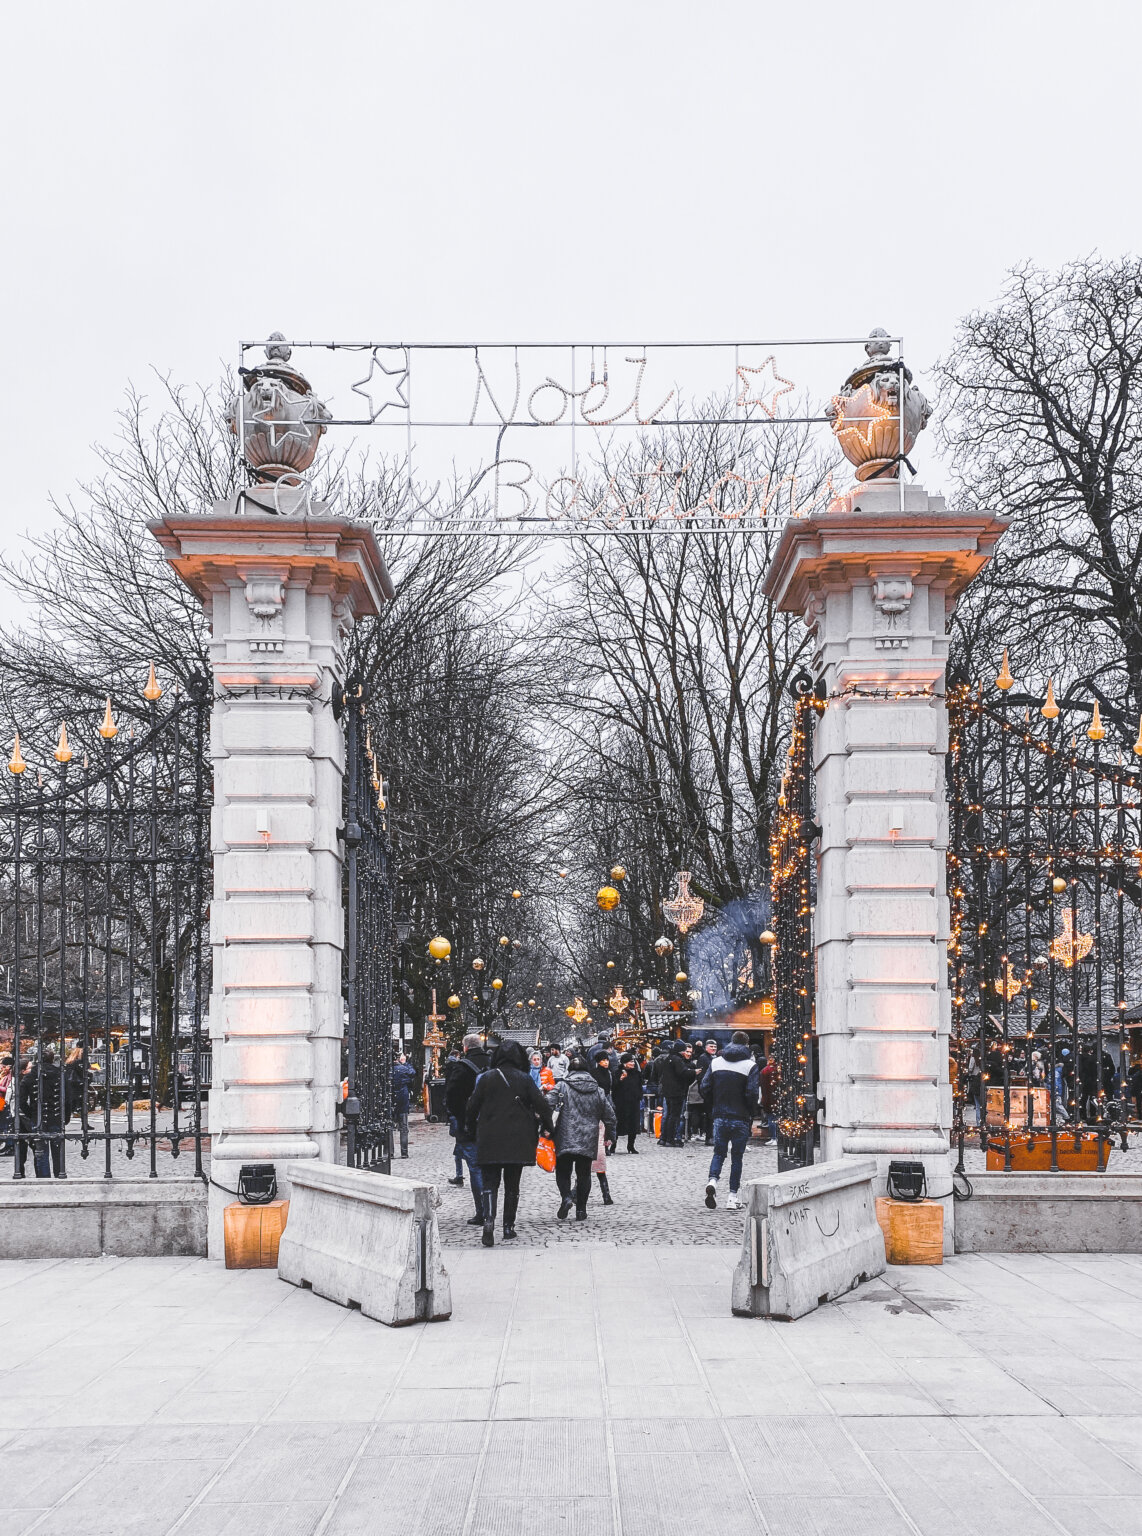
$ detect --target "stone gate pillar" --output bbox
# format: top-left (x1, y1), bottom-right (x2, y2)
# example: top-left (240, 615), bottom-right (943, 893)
top-left (151, 341), bottom-right (392, 1258)
top-left (764, 338), bottom-right (1006, 1246)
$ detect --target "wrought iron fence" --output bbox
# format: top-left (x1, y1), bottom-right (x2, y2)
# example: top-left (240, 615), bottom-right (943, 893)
top-left (342, 684), bottom-right (395, 1173)
top-left (948, 680), bottom-right (1142, 1174)
top-left (771, 677), bottom-right (819, 1170)
top-left (0, 678), bottom-right (211, 1180)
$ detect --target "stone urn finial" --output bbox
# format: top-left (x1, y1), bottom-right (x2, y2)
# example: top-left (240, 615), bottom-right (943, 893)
top-left (825, 328), bottom-right (931, 482)
top-left (228, 332), bottom-right (331, 487)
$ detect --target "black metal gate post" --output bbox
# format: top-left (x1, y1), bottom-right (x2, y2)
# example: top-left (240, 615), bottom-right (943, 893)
top-left (342, 686), bottom-right (395, 1174)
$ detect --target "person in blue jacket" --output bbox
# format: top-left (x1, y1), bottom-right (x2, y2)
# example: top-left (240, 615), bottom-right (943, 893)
top-left (391, 1053), bottom-right (418, 1159)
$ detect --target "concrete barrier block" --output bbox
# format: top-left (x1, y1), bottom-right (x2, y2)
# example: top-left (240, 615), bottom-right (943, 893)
top-left (278, 1162), bottom-right (451, 1326)
top-left (0, 1179), bottom-right (206, 1258)
top-left (731, 1158), bottom-right (886, 1321)
top-left (954, 1172), bottom-right (1142, 1252)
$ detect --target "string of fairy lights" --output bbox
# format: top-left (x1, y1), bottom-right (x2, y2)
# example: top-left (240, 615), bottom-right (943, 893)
top-left (948, 655), bottom-right (1142, 1169)
top-left (770, 690), bottom-right (820, 1167)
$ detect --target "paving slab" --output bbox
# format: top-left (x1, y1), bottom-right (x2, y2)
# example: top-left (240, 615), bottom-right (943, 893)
top-left (4, 1117), bottom-right (1142, 1533)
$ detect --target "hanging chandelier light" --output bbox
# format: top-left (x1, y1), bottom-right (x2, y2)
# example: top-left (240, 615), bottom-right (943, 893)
top-left (663, 870), bottom-right (704, 934)
top-left (607, 985), bottom-right (629, 1016)
top-left (1049, 909), bottom-right (1094, 969)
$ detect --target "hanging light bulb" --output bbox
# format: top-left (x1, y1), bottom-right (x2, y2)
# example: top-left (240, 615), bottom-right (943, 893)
top-left (8, 733), bottom-right (26, 776)
top-left (996, 649), bottom-right (1014, 691)
top-left (1042, 679), bottom-right (1059, 720)
top-left (1088, 701), bottom-right (1105, 742)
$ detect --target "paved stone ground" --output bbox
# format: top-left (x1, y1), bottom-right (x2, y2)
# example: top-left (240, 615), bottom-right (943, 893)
top-left (3, 1248), bottom-right (1142, 1534)
top-left (403, 1115), bottom-right (778, 1247)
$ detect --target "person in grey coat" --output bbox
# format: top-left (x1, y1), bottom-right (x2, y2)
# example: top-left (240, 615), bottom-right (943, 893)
top-left (547, 1055), bottom-right (617, 1221)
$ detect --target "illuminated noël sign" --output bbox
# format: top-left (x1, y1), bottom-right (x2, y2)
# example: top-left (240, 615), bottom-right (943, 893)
top-left (233, 334), bottom-right (918, 534)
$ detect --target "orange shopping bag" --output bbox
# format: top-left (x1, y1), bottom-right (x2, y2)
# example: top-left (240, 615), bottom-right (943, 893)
top-left (535, 1134), bottom-right (556, 1173)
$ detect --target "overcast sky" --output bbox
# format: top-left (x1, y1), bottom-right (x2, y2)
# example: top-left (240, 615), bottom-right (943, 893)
top-left (0, 0), bottom-right (1138, 621)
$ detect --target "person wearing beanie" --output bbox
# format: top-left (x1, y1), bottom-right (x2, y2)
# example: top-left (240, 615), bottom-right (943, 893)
top-left (701, 1031), bottom-right (759, 1210)
top-left (657, 1040), bottom-right (696, 1147)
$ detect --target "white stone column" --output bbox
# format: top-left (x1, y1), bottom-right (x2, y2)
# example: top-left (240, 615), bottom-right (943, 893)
top-left (764, 482), bottom-right (1006, 1244)
top-left (151, 504), bottom-right (392, 1259)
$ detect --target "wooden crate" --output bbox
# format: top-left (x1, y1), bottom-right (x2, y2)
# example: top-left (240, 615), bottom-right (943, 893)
top-left (986, 1133), bottom-right (1108, 1172)
top-left (876, 1197), bottom-right (943, 1265)
top-left (224, 1199), bottom-right (290, 1269)
top-left (986, 1087), bottom-right (1050, 1128)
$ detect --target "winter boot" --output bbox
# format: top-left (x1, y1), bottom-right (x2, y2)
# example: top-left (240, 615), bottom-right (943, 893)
top-left (575, 1206), bottom-right (588, 1221)
top-left (482, 1189), bottom-right (498, 1248)
top-left (626, 1137), bottom-right (638, 1154)
top-left (502, 1186), bottom-right (519, 1240)
top-left (597, 1172), bottom-right (614, 1206)
top-left (557, 1197), bottom-right (573, 1221)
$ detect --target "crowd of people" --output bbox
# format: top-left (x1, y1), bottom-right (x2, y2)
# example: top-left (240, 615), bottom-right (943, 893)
top-left (963, 1038), bottom-right (1142, 1125)
top-left (432, 1031), bottom-right (778, 1245)
top-left (0, 1047), bottom-right (80, 1176)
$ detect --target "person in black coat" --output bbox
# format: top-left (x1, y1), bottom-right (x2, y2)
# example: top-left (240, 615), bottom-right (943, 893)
top-left (18, 1050), bottom-right (67, 1178)
top-left (465, 1040), bottom-right (554, 1246)
top-left (446, 1035), bottom-right (490, 1222)
top-left (590, 1049), bottom-right (617, 1096)
top-left (658, 1041), bottom-right (696, 1147)
top-left (613, 1052), bottom-right (644, 1153)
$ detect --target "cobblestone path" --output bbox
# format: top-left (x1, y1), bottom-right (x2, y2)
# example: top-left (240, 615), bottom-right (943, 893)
top-left (401, 1115), bottom-right (778, 1247)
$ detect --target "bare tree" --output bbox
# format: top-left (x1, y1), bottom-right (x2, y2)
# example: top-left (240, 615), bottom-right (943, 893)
top-left (939, 255), bottom-right (1142, 733)
top-left (540, 414), bottom-right (827, 1007)
top-left (0, 376), bottom-right (556, 1079)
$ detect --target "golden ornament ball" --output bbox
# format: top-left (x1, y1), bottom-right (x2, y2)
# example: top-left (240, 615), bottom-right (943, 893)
top-left (428, 935), bottom-right (451, 961)
top-left (675, 971), bottom-right (688, 984)
top-left (610, 864), bottom-right (627, 882)
top-left (528, 998), bottom-right (536, 1007)
top-left (1052, 876), bottom-right (1067, 894)
top-left (446, 994), bottom-right (461, 1009)
top-left (511, 889), bottom-right (522, 900)
top-left (596, 884), bottom-right (621, 912)
top-left (654, 936), bottom-right (673, 955)
top-left (564, 1005), bottom-right (575, 1018)
top-left (491, 977), bottom-right (503, 990)
top-left (472, 957), bottom-right (485, 971)
top-left (499, 935), bottom-right (510, 947)
top-left (759, 929), bottom-right (776, 946)
top-left (606, 960), bottom-right (615, 969)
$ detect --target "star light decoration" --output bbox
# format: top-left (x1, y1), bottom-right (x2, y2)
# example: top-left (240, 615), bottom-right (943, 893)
top-left (350, 346), bottom-right (411, 421)
top-left (662, 870), bottom-right (704, 934)
top-left (735, 355), bottom-right (794, 418)
top-left (1049, 909), bottom-right (1094, 969)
